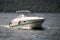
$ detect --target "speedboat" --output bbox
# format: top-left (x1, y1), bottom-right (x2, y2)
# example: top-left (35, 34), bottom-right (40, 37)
top-left (9, 10), bottom-right (45, 29)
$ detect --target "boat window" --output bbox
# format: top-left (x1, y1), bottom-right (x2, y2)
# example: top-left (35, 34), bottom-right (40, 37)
top-left (18, 21), bottom-right (21, 24)
top-left (24, 21), bottom-right (26, 22)
top-left (9, 22), bottom-right (12, 25)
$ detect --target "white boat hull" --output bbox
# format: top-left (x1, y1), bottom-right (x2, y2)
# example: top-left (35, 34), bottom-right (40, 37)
top-left (10, 19), bottom-right (45, 29)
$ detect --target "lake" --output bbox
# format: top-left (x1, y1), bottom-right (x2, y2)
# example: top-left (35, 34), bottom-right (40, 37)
top-left (0, 13), bottom-right (60, 40)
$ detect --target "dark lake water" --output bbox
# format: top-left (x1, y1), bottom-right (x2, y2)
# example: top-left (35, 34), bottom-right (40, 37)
top-left (0, 13), bottom-right (60, 40)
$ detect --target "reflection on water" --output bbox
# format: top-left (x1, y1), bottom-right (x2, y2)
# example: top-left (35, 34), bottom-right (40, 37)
top-left (0, 13), bottom-right (60, 40)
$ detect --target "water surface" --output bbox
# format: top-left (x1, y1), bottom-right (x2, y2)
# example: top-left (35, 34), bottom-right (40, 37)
top-left (0, 13), bottom-right (60, 40)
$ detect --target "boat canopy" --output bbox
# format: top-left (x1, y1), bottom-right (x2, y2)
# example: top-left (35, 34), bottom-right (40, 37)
top-left (16, 10), bottom-right (30, 13)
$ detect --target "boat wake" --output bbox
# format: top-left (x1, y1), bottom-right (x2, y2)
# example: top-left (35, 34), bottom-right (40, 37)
top-left (0, 25), bottom-right (50, 30)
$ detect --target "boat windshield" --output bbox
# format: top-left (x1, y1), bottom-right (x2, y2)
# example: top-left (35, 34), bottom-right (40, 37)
top-left (16, 10), bottom-right (31, 17)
